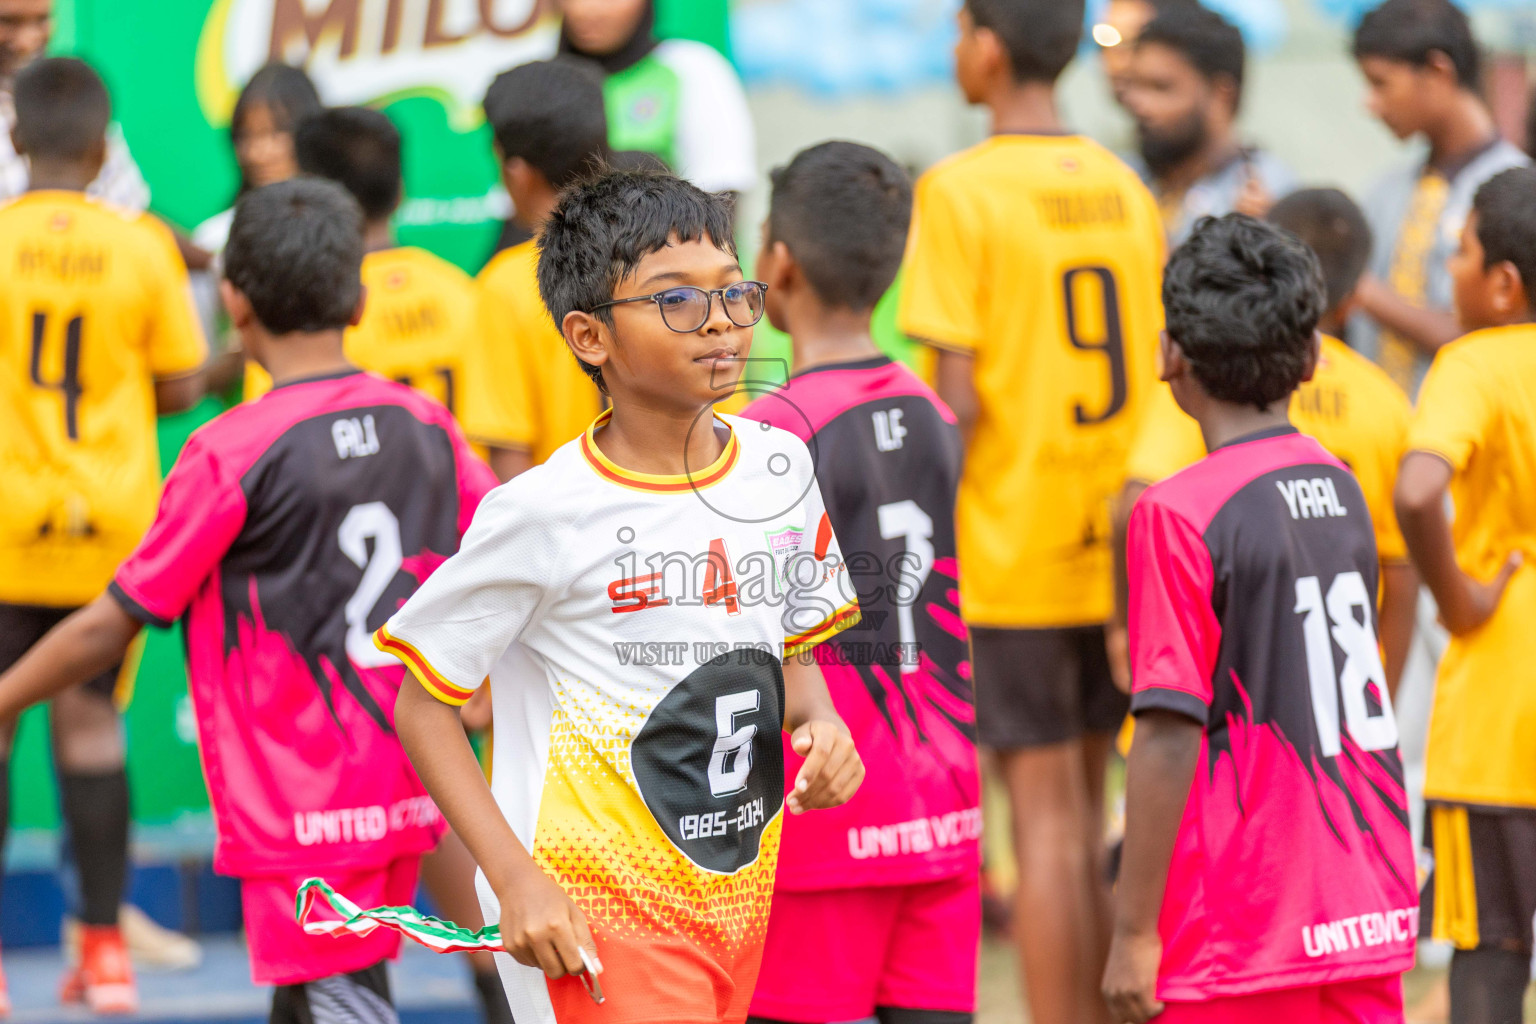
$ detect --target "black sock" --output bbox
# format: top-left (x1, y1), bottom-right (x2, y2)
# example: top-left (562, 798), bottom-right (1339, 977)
top-left (473, 969), bottom-right (514, 1024)
top-left (1449, 946), bottom-right (1530, 1024)
top-left (58, 770), bottom-right (129, 927)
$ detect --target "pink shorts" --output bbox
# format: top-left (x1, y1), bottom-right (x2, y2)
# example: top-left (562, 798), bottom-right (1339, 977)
top-left (750, 873), bottom-right (980, 1022)
top-left (241, 857), bottom-right (421, 986)
top-left (1158, 974), bottom-right (1404, 1024)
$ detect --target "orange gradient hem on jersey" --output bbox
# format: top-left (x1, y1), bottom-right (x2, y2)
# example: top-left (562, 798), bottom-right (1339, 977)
top-left (783, 601), bottom-right (862, 658)
top-left (374, 624), bottom-right (476, 706)
top-left (580, 409), bottom-right (741, 494)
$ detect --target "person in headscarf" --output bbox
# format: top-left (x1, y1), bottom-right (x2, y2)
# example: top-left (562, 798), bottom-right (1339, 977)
top-left (557, 0), bottom-right (755, 198)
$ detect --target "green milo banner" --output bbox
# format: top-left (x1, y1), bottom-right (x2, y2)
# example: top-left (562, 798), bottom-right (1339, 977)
top-left (10, 0), bottom-right (732, 864)
top-left (67, 0), bottom-right (728, 270)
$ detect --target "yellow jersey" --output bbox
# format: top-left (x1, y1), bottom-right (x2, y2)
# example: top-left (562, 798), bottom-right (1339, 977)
top-left (1408, 324), bottom-right (1536, 809)
top-left (244, 247), bottom-right (529, 452)
top-left (1124, 336), bottom-right (1411, 563)
top-left (898, 134), bottom-right (1165, 627)
top-left (0, 191), bottom-right (207, 606)
top-left (477, 239), bottom-right (602, 465)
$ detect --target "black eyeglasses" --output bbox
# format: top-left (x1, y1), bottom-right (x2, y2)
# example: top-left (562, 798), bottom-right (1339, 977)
top-left (590, 281), bottom-right (767, 333)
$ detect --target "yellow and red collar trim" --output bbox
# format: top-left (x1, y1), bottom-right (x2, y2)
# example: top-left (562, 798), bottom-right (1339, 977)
top-left (783, 601), bottom-right (863, 658)
top-left (374, 624), bottom-right (476, 707)
top-left (579, 409), bottom-right (740, 494)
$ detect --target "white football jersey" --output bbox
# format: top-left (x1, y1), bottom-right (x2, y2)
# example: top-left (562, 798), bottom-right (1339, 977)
top-left (376, 410), bottom-right (859, 1023)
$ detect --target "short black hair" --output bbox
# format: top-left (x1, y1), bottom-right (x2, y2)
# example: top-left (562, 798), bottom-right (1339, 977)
top-left (1353, 0), bottom-right (1480, 91)
top-left (1471, 167), bottom-right (1536, 314)
top-left (538, 170), bottom-right (737, 391)
top-left (231, 63), bottom-right (323, 194)
top-left (767, 141), bottom-right (911, 313)
top-left (1137, 4), bottom-right (1246, 109)
top-left (295, 106), bottom-right (403, 222)
top-left (608, 149), bottom-right (671, 174)
top-left (1163, 213), bottom-right (1326, 411)
top-left (965, 0), bottom-right (1084, 84)
top-left (224, 178), bottom-right (364, 335)
top-left (483, 58), bottom-right (609, 189)
top-left (1266, 188), bottom-right (1373, 316)
top-left (13, 58), bottom-right (110, 162)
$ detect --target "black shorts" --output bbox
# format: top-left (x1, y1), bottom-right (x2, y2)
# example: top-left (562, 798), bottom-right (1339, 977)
top-left (0, 602), bottom-right (122, 699)
top-left (270, 961), bottom-right (397, 1024)
top-left (1421, 804), bottom-right (1536, 952)
top-left (970, 625), bottom-right (1128, 749)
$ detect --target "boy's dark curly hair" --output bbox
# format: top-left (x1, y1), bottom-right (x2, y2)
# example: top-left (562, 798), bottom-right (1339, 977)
top-left (1163, 213), bottom-right (1326, 411)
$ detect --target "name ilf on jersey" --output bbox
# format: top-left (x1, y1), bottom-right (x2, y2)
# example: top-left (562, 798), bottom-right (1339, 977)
top-left (1276, 476), bottom-right (1349, 520)
top-left (872, 408), bottom-right (907, 451)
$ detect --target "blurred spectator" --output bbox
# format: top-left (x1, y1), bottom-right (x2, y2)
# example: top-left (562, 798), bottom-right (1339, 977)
top-left (556, 0), bottom-right (755, 196)
top-left (0, 0), bottom-right (147, 208)
top-left (189, 63), bottom-right (320, 370)
top-left (1123, 3), bottom-right (1296, 246)
top-left (1092, 0), bottom-right (1197, 111)
top-left (191, 64), bottom-right (321, 260)
top-left (1349, 0), bottom-right (1529, 393)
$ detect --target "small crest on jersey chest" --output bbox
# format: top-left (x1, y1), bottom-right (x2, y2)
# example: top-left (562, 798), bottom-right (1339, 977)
top-left (1059, 156), bottom-right (1082, 174)
top-left (764, 524), bottom-right (804, 589)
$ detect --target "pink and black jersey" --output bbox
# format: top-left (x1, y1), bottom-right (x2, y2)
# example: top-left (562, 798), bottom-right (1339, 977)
top-left (742, 356), bottom-right (979, 889)
top-left (1128, 426), bottom-right (1416, 999)
top-left (110, 370), bottom-right (496, 878)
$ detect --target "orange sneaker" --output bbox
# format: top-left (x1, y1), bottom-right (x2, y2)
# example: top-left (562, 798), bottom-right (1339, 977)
top-left (59, 925), bottom-right (138, 1015)
top-left (0, 941), bottom-right (12, 1018)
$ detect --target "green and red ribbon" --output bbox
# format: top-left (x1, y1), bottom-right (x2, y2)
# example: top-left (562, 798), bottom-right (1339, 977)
top-left (294, 876), bottom-right (506, 955)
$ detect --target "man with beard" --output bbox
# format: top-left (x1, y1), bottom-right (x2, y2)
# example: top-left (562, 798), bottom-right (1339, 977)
top-left (1123, 4), bottom-right (1294, 246)
top-left (0, 0), bottom-right (148, 207)
top-left (1091, 0), bottom-right (1196, 113)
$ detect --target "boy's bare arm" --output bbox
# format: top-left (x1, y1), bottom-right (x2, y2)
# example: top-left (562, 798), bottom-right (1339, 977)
top-left (1354, 275), bottom-right (1462, 357)
top-left (1378, 561), bottom-right (1419, 699)
top-left (0, 595), bottom-right (142, 725)
top-left (1108, 480), bottom-right (1152, 693)
top-left (930, 348), bottom-right (979, 451)
top-left (155, 371), bottom-right (207, 415)
top-left (781, 656), bottom-right (864, 815)
top-left (394, 679), bottom-right (595, 980)
top-left (1102, 710), bottom-right (1203, 1024)
top-left (1395, 451), bottom-right (1522, 636)
top-left (487, 446), bottom-right (534, 483)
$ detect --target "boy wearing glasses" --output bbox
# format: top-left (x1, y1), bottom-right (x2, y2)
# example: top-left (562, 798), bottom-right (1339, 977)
top-left (379, 170), bottom-right (865, 1024)
top-left (742, 142), bottom-right (980, 1024)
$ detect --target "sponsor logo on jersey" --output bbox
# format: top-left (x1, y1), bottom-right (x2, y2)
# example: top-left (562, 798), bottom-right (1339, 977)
top-left (629, 95), bottom-right (661, 124)
top-left (764, 523), bottom-right (803, 591)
